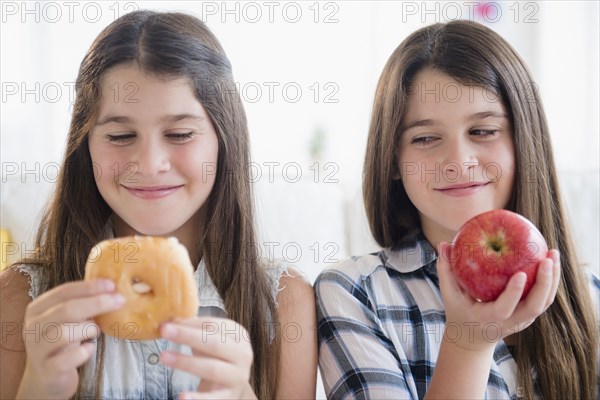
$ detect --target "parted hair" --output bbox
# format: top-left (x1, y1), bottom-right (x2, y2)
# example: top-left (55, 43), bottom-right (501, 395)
top-left (363, 20), bottom-right (598, 400)
top-left (25, 10), bottom-right (280, 400)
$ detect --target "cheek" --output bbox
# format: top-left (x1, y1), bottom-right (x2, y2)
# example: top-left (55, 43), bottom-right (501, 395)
top-left (496, 146), bottom-right (516, 185)
top-left (398, 153), bottom-right (433, 191)
top-left (400, 169), bottom-right (428, 207)
top-left (89, 138), bottom-right (109, 162)
top-left (397, 148), bottom-right (416, 181)
top-left (89, 143), bottom-right (109, 180)
top-left (177, 143), bottom-right (218, 180)
top-left (89, 146), bottom-right (129, 183)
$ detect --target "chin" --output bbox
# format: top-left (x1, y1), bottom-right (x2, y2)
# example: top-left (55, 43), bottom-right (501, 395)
top-left (442, 213), bottom-right (476, 231)
top-left (121, 218), bottom-right (182, 237)
top-left (138, 226), bottom-right (180, 237)
top-left (454, 207), bottom-right (497, 227)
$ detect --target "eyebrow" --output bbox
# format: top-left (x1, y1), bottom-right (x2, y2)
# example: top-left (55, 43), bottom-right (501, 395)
top-left (469, 111), bottom-right (507, 120)
top-left (95, 113), bottom-right (206, 126)
top-left (401, 111), bottom-right (507, 132)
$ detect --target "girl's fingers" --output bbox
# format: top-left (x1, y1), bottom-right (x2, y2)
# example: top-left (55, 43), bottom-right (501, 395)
top-left (160, 351), bottom-right (242, 384)
top-left (514, 259), bottom-right (554, 319)
top-left (18, 281), bottom-right (113, 398)
top-left (25, 320), bottom-right (100, 368)
top-left (161, 321), bottom-right (253, 365)
top-left (548, 249), bottom-right (560, 265)
top-left (179, 391), bottom-right (231, 400)
top-left (26, 294), bottom-right (119, 363)
top-left (170, 316), bottom-right (231, 327)
top-left (43, 341), bottom-right (95, 373)
top-left (38, 292), bottom-right (125, 325)
top-left (436, 243), bottom-right (465, 303)
top-left (544, 251), bottom-right (561, 310)
top-left (491, 272), bottom-right (526, 320)
top-left (27, 279), bottom-right (115, 318)
top-left (45, 322), bottom-right (101, 359)
top-left (25, 287), bottom-right (109, 363)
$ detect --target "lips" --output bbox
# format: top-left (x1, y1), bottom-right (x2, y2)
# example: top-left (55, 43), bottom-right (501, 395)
top-left (122, 184), bottom-right (184, 200)
top-left (435, 182), bottom-right (489, 197)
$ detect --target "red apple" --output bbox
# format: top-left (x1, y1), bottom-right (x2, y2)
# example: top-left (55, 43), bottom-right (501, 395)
top-left (449, 209), bottom-right (549, 302)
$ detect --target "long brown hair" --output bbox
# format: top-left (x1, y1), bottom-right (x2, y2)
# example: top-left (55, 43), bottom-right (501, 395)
top-left (24, 10), bottom-right (279, 399)
top-left (363, 20), bottom-right (598, 399)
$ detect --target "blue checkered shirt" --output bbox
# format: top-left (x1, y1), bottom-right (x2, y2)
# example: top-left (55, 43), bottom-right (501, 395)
top-left (315, 230), bottom-right (600, 399)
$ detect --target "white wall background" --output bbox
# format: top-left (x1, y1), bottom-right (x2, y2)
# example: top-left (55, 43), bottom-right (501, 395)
top-left (1, 1), bottom-right (598, 279)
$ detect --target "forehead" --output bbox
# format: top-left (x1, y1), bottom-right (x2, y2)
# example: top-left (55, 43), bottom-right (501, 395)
top-left (96, 64), bottom-right (201, 115)
top-left (405, 68), bottom-right (507, 116)
top-left (100, 63), bottom-right (192, 89)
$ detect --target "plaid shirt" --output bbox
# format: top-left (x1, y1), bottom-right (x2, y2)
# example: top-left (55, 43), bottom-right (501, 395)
top-left (315, 230), bottom-right (600, 399)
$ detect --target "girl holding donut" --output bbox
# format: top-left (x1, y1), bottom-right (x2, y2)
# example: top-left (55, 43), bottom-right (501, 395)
top-left (315, 20), bottom-right (599, 399)
top-left (1, 10), bottom-right (317, 400)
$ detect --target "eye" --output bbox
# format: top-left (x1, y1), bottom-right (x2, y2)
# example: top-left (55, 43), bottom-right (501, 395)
top-left (410, 136), bottom-right (439, 146)
top-left (107, 133), bottom-right (136, 144)
top-left (166, 132), bottom-right (196, 143)
top-left (470, 129), bottom-right (498, 137)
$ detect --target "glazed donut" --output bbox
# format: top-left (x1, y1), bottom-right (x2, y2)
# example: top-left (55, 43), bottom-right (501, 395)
top-left (84, 236), bottom-right (199, 340)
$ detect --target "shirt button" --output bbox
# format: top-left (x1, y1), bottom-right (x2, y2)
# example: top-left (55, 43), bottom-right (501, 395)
top-left (148, 353), bottom-right (160, 365)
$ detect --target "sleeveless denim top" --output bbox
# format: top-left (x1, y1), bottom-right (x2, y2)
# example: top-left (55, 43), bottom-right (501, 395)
top-left (15, 257), bottom-right (290, 399)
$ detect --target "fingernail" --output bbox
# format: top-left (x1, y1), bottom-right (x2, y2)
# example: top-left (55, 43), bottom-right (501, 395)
top-left (162, 324), bottom-right (177, 338)
top-left (515, 273), bottom-right (527, 287)
top-left (541, 262), bottom-right (552, 275)
top-left (113, 294), bottom-right (125, 306)
top-left (102, 280), bottom-right (115, 291)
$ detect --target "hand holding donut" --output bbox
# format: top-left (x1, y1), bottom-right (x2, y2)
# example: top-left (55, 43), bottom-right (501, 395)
top-left (159, 317), bottom-right (257, 400)
top-left (84, 236), bottom-right (199, 340)
top-left (17, 279), bottom-right (124, 400)
top-left (83, 236), bottom-right (255, 399)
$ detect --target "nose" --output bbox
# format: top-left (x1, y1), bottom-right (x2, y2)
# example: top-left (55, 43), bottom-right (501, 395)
top-left (442, 137), bottom-right (478, 178)
top-left (133, 137), bottom-right (171, 178)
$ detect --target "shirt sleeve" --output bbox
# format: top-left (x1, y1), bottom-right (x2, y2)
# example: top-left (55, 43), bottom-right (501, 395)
top-left (315, 268), bottom-right (416, 400)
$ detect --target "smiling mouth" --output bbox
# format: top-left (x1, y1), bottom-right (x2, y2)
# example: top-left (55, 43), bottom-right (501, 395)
top-left (122, 185), bottom-right (184, 199)
top-left (435, 182), bottom-right (489, 196)
top-left (437, 182), bottom-right (488, 190)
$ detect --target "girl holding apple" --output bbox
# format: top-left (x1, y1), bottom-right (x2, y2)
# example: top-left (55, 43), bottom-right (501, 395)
top-left (315, 20), bottom-right (598, 399)
top-left (0, 10), bottom-right (317, 400)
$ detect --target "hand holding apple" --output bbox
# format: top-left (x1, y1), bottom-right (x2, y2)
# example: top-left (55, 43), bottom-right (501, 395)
top-left (449, 209), bottom-right (549, 302)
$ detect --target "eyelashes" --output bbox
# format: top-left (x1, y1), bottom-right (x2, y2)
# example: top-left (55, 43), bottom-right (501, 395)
top-left (409, 130), bottom-right (499, 146)
top-left (165, 132), bottom-right (196, 142)
top-left (106, 132), bottom-right (197, 144)
top-left (410, 136), bottom-right (439, 146)
top-left (469, 129), bottom-right (499, 137)
top-left (107, 133), bottom-right (135, 143)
